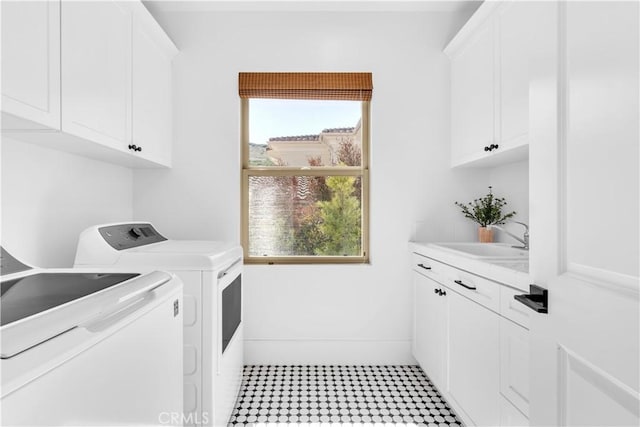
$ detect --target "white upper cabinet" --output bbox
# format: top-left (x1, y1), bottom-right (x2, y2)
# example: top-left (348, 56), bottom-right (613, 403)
top-left (497, 2), bottom-right (532, 149)
top-left (1, 0), bottom-right (177, 168)
top-left (61, 1), bottom-right (132, 150)
top-left (450, 23), bottom-right (495, 165)
top-left (132, 6), bottom-right (177, 167)
top-left (1, 0), bottom-right (61, 130)
top-left (446, 1), bottom-right (540, 168)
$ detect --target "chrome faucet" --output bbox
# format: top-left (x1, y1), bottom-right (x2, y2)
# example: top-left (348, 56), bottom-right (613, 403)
top-left (491, 221), bottom-right (529, 250)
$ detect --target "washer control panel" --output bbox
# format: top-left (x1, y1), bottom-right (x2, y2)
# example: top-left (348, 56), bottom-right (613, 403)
top-left (98, 223), bottom-right (167, 250)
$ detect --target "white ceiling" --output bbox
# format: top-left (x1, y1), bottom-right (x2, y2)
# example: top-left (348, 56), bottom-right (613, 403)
top-left (143, 0), bottom-right (483, 14)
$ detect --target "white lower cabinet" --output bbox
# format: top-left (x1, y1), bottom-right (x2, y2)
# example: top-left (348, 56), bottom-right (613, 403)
top-left (448, 289), bottom-right (500, 426)
top-left (413, 271), bottom-right (447, 390)
top-left (499, 317), bottom-right (530, 417)
top-left (500, 393), bottom-right (529, 427)
top-left (411, 251), bottom-right (531, 427)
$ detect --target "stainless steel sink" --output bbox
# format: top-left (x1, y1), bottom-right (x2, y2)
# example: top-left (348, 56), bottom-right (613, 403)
top-left (431, 243), bottom-right (529, 260)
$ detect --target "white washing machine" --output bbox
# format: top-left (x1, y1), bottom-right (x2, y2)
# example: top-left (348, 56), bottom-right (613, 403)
top-left (1, 247), bottom-right (183, 426)
top-left (74, 222), bottom-right (243, 427)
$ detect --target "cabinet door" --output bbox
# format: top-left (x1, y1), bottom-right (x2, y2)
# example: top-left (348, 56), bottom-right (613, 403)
top-left (61, 1), bottom-right (131, 149)
top-left (497, 2), bottom-right (530, 148)
top-left (1, 0), bottom-right (60, 130)
top-left (450, 22), bottom-right (494, 166)
top-left (413, 272), bottom-right (446, 390)
top-left (500, 394), bottom-right (529, 427)
top-left (448, 290), bottom-right (500, 426)
top-left (499, 317), bottom-right (530, 417)
top-left (132, 15), bottom-right (173, 166)
top-left (497, 2), bottom-right (547, 150)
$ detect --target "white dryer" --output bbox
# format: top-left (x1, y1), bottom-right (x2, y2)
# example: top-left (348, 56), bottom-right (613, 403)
top-left (74, 222), bottom-right (243, 427)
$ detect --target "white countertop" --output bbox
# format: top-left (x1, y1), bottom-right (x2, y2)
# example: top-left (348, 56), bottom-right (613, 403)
top-left (409, 241), bottom-right (531, 292)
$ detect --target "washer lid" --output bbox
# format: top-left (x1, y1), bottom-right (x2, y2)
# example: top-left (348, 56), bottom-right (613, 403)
top-left (1, 272), bottom-right (139, 327)
top-left (0, 247), bottom-right (31, 276)
top-left (0, 270), bottom-right (171, 359)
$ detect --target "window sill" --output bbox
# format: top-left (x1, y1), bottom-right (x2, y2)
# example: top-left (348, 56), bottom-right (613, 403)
top-left (243, 256), bottom-right (370, 265)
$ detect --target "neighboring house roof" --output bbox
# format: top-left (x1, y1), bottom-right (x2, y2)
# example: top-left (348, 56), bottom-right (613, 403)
top-left (268, 134), bottom-right (320, 142)
top-left (268, 119), bottom-right (361, 143)
top-left (322, 127), bottom-right (355, 133)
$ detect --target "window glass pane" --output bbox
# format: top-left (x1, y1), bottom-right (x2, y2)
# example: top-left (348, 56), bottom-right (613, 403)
top-left (249, 99), bottom-right (362, 167)
top-left (248, 175), bottom-right (362, 257)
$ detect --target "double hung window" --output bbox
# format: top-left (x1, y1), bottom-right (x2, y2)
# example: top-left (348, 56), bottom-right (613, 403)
top-left (240, 72), bottom-right (372, 264)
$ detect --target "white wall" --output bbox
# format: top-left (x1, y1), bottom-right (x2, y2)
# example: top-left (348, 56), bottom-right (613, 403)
top-left (1, 137), bottom-right (133, 267)
top-left (416, 160), bottom-right (529, 244)
top-left (489, 160), bottom-right (529, 244)
top-left (133, 10), bottom-right (490, 364)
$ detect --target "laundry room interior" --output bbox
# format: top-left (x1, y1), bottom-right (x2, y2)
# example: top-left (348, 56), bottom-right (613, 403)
top-left (1, 1), bottom-right (638, 426)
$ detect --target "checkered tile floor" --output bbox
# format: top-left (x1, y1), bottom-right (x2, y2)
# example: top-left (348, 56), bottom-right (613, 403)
top-left (229, 365), bottom-right (463, 426)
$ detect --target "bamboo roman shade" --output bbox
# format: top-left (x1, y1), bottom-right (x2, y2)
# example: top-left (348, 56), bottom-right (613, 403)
top-left (238, 72), bottom-right (373, 101)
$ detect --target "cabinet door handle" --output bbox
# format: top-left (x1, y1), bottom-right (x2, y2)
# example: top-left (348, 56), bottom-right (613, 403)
top-left (453, 279), bottom-right (476, 290)
top-left (417, 263), bottom-right (431, 270)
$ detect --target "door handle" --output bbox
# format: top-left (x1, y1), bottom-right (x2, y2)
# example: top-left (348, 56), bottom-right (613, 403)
top-left (218, 257), bottom-right (242, 279)
top-left (417, 263), bottom-right (431, 270)
top-left (514, 284), bottom-right (548, 313)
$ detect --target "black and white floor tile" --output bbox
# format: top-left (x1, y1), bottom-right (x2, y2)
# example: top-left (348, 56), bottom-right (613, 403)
top-left (229, 365), bottom-right (464, 426)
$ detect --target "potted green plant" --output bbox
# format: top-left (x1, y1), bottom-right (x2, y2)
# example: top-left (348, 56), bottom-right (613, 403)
top-left (455, 186), bottom-right (516, 243)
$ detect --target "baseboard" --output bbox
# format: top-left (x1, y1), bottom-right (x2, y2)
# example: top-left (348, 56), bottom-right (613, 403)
top-left (244, 339), bottom-right (416, 365)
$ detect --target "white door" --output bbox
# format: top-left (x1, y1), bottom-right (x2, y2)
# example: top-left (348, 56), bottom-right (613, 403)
top-left (528, 2), bottom-right (639, 426)
top-left (1, 0), bottom-right (61, 130)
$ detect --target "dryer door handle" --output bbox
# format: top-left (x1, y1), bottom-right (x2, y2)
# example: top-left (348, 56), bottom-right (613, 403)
top-left (218, 257), bottom-right (242, 279)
